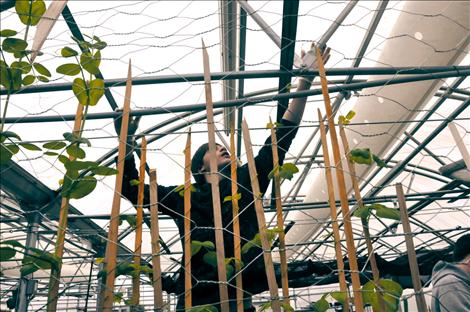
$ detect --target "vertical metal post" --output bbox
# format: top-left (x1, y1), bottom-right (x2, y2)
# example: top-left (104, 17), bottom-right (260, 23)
top-left (16, 211), bottom-right (41, 312)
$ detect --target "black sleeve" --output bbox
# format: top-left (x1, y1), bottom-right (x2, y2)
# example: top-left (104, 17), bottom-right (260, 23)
top-left (121, 156), bottom-right (182, 218)
top-left (254, 119), bottom-right (299, 193)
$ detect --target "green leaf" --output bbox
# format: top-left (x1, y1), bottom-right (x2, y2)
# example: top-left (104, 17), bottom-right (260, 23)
top-left (61, 46), bottom-right (79, 57)
top-left (124, 215), bottom-right (137, 228)
top-left (92, 40), bottom-right (107, 50)
top-left (2, 38), bottom-right (28, 53)
top-left (43, 151), bottom-right (58, 156)
top-left (66, 144), bottom-right (86, 159)
top-left (0, 247), bottom-right (16, 261)
top-left (191, 241), bottom-right (214, 256)
top-left (175, 184), bottom-right (196, 197)
top-left (113, 292), bottom-right (123, 303)
top-left (130, 179), bottom-right (140, 186)
top-left (281, 303), bottom-right (295, 312)
top-left (188, 305), bottom-right (218, 312)
top-left (33, 63), bottom-right (51, 77)
top-left (312, 295), bottom-right (329, 312)
top-left (0, 29), bottom-right (17, 37)
top-left (80, 50), bottom-right (100, 75)
top-left (375, 207), bottom-right (400, 221)
top-left (22, 75), bottom-right (35, 85)
top-left (330, 291), bottom-right (347, 305)
top-left (19, 143), bottom-right (41, 151)
top-left (11, 61), bottom-right (31, 74)
top-left (362, 279), bottom-right (403, 312)
top-left (346, 110), bottom-right (356, 120)
top-left (338, 115), bottom-right (348, 125)
top-left (223, 192), bottom-right (241, 203)
top-left (88, 78), bottom-right (104, 106)
top-left (56, 63), bottom-right (81, 76)
top-left (20, 263), bottom-right (39, 276)
top-left (43, 141), bottom-right (66, 150)
top-left (21, 250), bottom-right (59, 276)
top-left (0, 61), bottom-right (10, 89)
top-left (58, 154), bottom-right (69, 165)
top-left (16, 0), bottom-right (46, 26)
top-left (64, 160), bottom-right (97, 171)
top-left (0, 240), bottom-right (25, 248)
top-left (202, 251), bottom-right (217, 267)
top-left (62, 132), bottom-right (91, 146)
top-left (350, 148), bottom-right (373, 165)
top-left (259, 302), bottom-right (272, 312)
top-left (372, 154), bottom-right (386, 168)
top-left (72, 78), bottom-right (88, 105)
top-left (0, 131), bottom-right (21, 142)
top-left (353, 205), bottom-right (371, 219)
top-left (67, 176), bottom-right (97, 199)
top-left (0, 143), bottom-right (19, 164)
top-left (36, 75), bottom-right (49, 83)
top-left (92, 166), bottom-right (118, 176)
top-left (279, 163), bottom-right (299, 180)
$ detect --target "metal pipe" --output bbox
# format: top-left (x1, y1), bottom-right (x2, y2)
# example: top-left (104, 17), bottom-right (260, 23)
top-left (5, 68), bottom-right (469, 124)
top-left (3, 66), bottom-right (468, 96)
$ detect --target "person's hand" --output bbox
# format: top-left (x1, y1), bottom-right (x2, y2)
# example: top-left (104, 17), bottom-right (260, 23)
top-left (113, 108), bottom-right (141, 157)
top-left (299, 43), bottom-right (331, 72)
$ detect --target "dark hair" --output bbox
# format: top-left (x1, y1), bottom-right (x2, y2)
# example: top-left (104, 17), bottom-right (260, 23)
top-left (191, 143), bottom-right (210, 185)
top-left (453, 234), bottom-right (470, 262)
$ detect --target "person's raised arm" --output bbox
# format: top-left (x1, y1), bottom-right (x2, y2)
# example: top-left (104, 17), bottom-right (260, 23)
top-left (282, 44), bottom-right (330, 125)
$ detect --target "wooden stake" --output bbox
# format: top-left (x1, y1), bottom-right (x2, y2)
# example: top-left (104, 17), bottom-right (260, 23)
top-left (448, 122), bottom-right (470, 170)
top-left (269, 119), bottom-right (290, 306)
top-left (131, 137), bottom-right (147, 307)
top-left (100, 60), bottom-right (133, 311)
top-left (242, 119), bottom-right (281, 312)
top-left (318, 109), bottom-right (349, 310)
top-left (201, 40), bottom-right (230, 312)
top-left (47, 103), bottom-right (84, 311)
top-left (149, 169), bottom-right (164, 310)
top-left (183, 130), bottom-right (192, 309)
top-left (396, 183), bottom-right (427, 312)
top-left (315, 47), bottom-right (364, 312)
top-left (230, 122), bottom-right (244, 312)
top-left (31, 0), bottom-right (68, 62)
top-left (339, 123), bottom-right (385, 312)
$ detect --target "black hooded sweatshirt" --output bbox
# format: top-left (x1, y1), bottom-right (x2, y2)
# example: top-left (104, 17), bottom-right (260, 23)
top-left (121, 120), bottom-right (298, 308)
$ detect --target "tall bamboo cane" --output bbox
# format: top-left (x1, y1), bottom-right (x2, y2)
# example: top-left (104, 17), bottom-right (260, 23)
top-left (183, 130), bottom-right (192, 308)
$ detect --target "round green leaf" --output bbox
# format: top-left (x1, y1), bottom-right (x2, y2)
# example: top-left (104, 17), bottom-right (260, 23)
top-left (43, 141), bottom-right (66, 150)
top-left (66, 145), bottom-right (86, 159)
top-left (36, 75), bottom-right (49, 83)
top-left (68, 176), bottom-right (97, 199)
top-left (16, 0), bottom-right (46, 26)
top-left (2, 38), bottom-right (27, 53)
top-left (0, 247), bottom-right (16, 261)
top-left (11, 61), bottom-right (31, 74)
top-left (33, 63), bottom-right (51, 77)
top-left (43, 151), bottom-right (58, 156)
top-left (22, 75), bottom-right (35, 85)
top-left (92, 166), bottom-right (118, 176)
top-left (0, 29), bottom-right (17, 37)
top-left (61, 46), bottom-right (79, 57)
top-left (88, 78), bottom-right (104, 106)
top-left (0, 61), bottom-right (11, 89)
top-left (72, 78), bottom-right (89, 105)
top-left (202, 251), bottom-right (218, 267)
top-left (58, 155), bottom-right (69, 165)
top-left (80, 50), bottom-right (100, 75)
top-left (375, 207), bottom-right (401, 221)
top-left (19, 143), bottom-right (41, 151)
top-left (65, 160), bottom-right (97, 171)
top-left (56, 63), bottom-right (81, 76)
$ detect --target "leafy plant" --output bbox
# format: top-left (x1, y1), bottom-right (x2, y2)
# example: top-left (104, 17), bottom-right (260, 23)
top-left (349, 148), bottom-right (386, 168)
top-left (259, 302), bottom-right (294, 312)
top-left (241, 227), bottom-right (282, 255)
top-left (353, 203), bottom-right (400, 222)
top-left (187, 305), bottom-right (218, 312)
top-left (362, 279), bottom-right (403, 312)
top-left (338, 110), bottom-right (356, 125)
top-left (311, 294), bottom-right (330, 312)
top-left (223, 192), bottom-right (241, 203)
top-left (268, 163), bottom-right (299, 180)
top-left (191, 240), bottom-right (214, 256)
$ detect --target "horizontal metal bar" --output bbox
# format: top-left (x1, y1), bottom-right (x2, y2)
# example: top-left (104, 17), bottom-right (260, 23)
top-left (2, 66), bottom-right (468, 96)
top-left (4, 68), bottom-right (469, 124)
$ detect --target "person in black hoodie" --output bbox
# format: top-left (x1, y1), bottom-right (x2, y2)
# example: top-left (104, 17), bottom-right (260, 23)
top-left (118, 44), bottom-right (330, 311)
top-left (431, 233), bottom-right (470, 312)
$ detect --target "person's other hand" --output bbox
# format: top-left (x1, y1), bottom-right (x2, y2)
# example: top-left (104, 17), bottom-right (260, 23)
top-left (113, 108), bottom-right (141, 157)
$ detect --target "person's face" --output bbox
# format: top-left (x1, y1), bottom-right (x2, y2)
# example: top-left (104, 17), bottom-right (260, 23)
top-left (201, 144), bottom-right (231, 172)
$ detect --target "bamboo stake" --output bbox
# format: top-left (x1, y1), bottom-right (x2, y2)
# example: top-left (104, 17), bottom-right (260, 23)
top-left (131, 137), bottom-right (147, 308)
top-left (317, 109), bottom-right (350, 310)
top-left (47, 103), bottom-right (84, 311)
top-left (229, 122), bottom-right (244, 312)
top-left (269, 119), bottom-right (290, 306)
top-left (242, 119), bottom-right (281, 312)
top-left (31, 0), bottom-right (68, 62)
top-left (339, 123), bottom-right (385, 312)
top-left (448, 122), bottom-right (470, 170)
top-left (183, 130), bottom-right (192, 309)
top-left (315, 47), bottom-right (364, 311)
top-left (100, 61), bottom-right (133, 311)
top-left (149, 169), bottom-right (164, 310)
top-left (201, 40), bottom-right (230, 312)
top-left (396, 183), bottom-right (427, 312)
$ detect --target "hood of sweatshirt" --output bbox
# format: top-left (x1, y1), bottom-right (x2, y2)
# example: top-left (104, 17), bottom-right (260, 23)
top-left (432, 260), bottom-right (470, 286)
